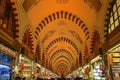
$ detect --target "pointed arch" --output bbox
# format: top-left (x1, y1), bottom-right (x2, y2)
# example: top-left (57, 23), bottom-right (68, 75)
top-left (90, 30), bottom-right (102, 55)
top-left (21, 28), bottom-right (34, 54)
top-left (83, 45), bottom-right (89, 64)
top-left (35, 44), bottom-right (42, 63)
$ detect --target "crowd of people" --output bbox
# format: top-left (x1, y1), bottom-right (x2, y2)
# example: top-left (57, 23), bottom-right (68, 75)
top-left (14, 76), bottom-right (41, 80)
top-left (14, 74), bottom-right (84, 80)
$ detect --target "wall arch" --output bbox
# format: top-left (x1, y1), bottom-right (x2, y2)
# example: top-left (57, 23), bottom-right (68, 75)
top-left (21, 27), bottom-right (34, 54)
top-left (90, 30), bottom-right (102, 55)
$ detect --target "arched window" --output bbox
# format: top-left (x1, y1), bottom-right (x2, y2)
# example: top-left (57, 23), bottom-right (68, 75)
top-left (108, 0), bottom-right (120, 34)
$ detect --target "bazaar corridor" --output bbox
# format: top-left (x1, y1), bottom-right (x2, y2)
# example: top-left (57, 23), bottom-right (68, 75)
top-left (0, 0), bottom-right (120, 80)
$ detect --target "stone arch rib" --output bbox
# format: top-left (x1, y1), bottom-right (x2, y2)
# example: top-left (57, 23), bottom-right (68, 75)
top-left (35, 11), bottom-right (90, 40)
top-left (50, 49), bottom-right (74, 62)
top-left (90, 30), bottom-right (102, 54)
top-left (10, 0), bottom-right (19, 39)
top-left (46, 37), bottom-right (79, 53)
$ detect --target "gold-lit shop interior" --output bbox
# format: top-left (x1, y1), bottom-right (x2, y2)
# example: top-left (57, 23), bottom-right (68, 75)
top-left (0, 0), bottom-right (120, 80)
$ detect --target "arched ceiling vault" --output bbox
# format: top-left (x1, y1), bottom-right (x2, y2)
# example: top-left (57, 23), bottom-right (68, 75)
top-left (22, 0), bottom-right (105, 76)
top-left (52, 55), bottom-right (71, 67)
top-left (55, 60), bottom-right (70, 71)
top-left (46, 36), bottom-right (80, 54)
top-left (49, 49), bottom-right (75, 64)
top-left (52, 58), bottom-right (71, 74)
top-left (47, 42), bottom-right (77, 59)
top-left (55, 62), bottom-right (70, 75)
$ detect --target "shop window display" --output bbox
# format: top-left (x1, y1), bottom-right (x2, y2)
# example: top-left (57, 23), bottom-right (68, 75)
top-left (0, 52), bottom-right (12, 80)
top-left (107, 44), bottom-right (120, 80)
top-left (19, 55), bottom-right (32, 78)
top-left (93, 64), bottom-right (103, 80)
top-left (0, 52), bottom-right (12, 65)
top-left (0, 64), bottom-right (12, 80)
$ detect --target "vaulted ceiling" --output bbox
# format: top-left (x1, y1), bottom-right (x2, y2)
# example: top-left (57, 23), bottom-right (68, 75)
top-left (21, 0), bottom-right (108, 76)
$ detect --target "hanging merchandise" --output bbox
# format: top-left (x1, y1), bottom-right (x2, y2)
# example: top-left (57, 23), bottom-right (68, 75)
top-left (18, 55), bottom-right (32, 78)
top-left (83, 64), bottom-right (90, 80)
top-left (100, 64), bottom-right (104, 71)
top-left (85, 67), bottom-right (90, 75)
top-left (19, 63), bottom-right (24, 71)
top-left (34, 69), bottom-right (39, 74)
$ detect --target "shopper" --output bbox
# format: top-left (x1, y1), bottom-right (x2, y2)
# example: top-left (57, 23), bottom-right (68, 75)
top-left (36, 77), bottom-right (41, 80)
top-left (15, 76), bottom-right (21, 80)
top-left (22, 77), bottom-right (26, 80)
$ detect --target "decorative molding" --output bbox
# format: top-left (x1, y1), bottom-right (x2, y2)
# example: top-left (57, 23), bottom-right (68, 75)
top-left (69, 30), bottom-right (82, 43)
top-left (84, 0), bottom-right (102, 13)
top-left (56, 0), bottom-right (68, 4)
top-left (45, 37), bottom-right (79, 53)
top-left (42, 30), bottom-right (56, 43)
top-left (22, 0), bottom-right (38, 12)
top-left (0, 44), bottom-right (16, 57)
top-left (57, 20), bottom-right (67, 26)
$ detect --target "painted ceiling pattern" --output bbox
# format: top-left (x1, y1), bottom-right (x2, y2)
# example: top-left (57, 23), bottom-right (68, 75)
top-left (13, 0), bottom-right (108, 76)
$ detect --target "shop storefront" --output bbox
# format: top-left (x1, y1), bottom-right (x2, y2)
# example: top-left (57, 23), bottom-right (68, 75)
top-left (0, 44), bottom-right (16, 80)
top-left (33, 63), bottom-right (41, 79)
top-left (83, 64), bottom-right (90, 80)
top-left (90, 55), bottom-right (105, 80)
top-left (78, 68), bottom-right (84, 79)
top-left (18, 54), bottom-right (33, 79)
top-left (105, 43), bottom-right (120, 80)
